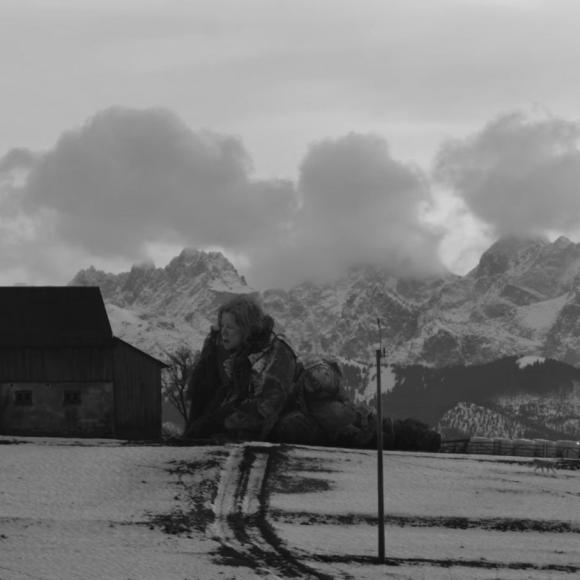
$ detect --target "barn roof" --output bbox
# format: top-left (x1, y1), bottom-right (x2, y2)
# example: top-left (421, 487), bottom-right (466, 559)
top-left (113, 337), bottom-right (168, 367)
top-left (0, 286), bottom-right (113, 346)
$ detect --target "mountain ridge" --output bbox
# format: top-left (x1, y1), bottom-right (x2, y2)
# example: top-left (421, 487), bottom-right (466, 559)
top-left (69, 235), bottom-right (580, 439)
top-left (68, 234), bottom-right (580, 368)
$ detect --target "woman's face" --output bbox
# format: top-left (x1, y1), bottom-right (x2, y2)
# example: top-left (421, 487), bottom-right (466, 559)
top-left (220, 312), bottom-right (243, 351)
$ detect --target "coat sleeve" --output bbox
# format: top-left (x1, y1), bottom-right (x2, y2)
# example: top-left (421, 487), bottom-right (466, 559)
top-left (186, 329), bottom-right (221, 423)
top-left (224, 338), bottom-right (297, 439)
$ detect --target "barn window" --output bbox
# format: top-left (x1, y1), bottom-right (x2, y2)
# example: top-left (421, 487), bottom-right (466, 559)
top-left (63, 390), bottom-right (81, 406)
top-left (14, 390), bottom-right (33, 406)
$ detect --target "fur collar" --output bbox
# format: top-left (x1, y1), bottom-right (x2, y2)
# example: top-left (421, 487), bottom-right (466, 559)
top-left (245, 314), bottom-right (275, 354)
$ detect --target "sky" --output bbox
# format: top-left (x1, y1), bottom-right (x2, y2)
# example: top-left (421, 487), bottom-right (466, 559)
top-left (3, 0), bottom-right (580, 288)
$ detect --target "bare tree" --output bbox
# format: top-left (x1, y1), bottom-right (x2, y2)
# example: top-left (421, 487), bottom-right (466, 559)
top-left (162, 345), bottom-right (199, 424)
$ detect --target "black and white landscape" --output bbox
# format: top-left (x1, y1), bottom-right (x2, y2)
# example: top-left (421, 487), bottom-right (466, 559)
top-left (72, 235), bottom-right (580, 440)
top-left (3, 3), bottom-right (580, 579)
top-left (1, 437), bottom-right (578, 579)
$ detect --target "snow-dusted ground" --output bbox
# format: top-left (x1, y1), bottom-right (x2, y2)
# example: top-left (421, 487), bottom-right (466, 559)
top-left (0, 436), bottom-right (578, 580)
top-left (269, 447), bottom-right (580, 579)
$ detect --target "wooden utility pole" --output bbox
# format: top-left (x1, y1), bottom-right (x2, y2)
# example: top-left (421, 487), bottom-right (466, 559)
top-left (376, 318), bottom-right (385, 563)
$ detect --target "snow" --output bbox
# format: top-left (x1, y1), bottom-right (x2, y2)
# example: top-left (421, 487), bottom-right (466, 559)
top-left (516, 355), bottom-right (546, 369)
top-left (105, 302), bottom-right (207, 360)
top-left (105, 303), bottom-right (145, 327)
top-left (207, 278), bottom-right (249, 293)
top-left (0, 438), bottom-right (236, 580)
top-left (360, 364), bottom-right (397, 403)
top-left (515, 294), bottom-right (567, 335)
top-left (0, 437), bottom-right (578, 579)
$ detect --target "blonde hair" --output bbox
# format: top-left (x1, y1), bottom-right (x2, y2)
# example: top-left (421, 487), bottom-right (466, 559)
top-left (218, 294), bottom-right (268, 347)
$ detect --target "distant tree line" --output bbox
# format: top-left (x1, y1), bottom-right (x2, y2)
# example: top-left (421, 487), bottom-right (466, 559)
top-left (383, 356), bottom-right (580, 427)
top-left (382, 417), bottom-right (441, 452)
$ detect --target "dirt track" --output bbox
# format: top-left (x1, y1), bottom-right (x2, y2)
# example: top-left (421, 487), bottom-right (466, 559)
top-left (205, 443), bottom-right (340, 579)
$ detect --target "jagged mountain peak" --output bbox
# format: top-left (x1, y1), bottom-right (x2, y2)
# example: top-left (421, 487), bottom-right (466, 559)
top-left (73, 247), bottom-right (249, 307)
top-left (69, 247), bottom-right (254, 358)
top-left (70, 234), bottom-right (580, 369)
top-left (131, 259), bottom-right (156, 271)
top-left (553, 235), bottom-right (574, 249)
top-left (163, 248), bottom-right (247, 285)
top-left (471, 235), bottom-right (548, 279)
top-left (73, 249), bottom-right (249, 300)
top-left (457, 234), bottom-right (580, 304)
top-left (69, 265), bottom-right (126, 298)
top-left (167, 247), bottom-right (230, 270)
top-left (70, 264), bottom-right (107, 283)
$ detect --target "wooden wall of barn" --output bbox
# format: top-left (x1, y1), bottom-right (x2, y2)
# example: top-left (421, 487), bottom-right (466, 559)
top-left (0, 346), bottom-right (115, 436)
top-left (112, 340), bottom-right (162, 440)
top-left (0, 343), bottom-right (163, 440)
top-left (0, 346), bottom-right (113, 381)
top-left (0, 381), bottom-right (114, 437)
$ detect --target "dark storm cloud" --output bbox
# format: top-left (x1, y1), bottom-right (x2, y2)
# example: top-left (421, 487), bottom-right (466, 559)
top-left (434, 111), bottom-right (580, 237)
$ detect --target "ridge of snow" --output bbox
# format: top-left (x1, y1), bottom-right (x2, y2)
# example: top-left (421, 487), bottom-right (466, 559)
top-left (516, 355), bottom-right (546, 369)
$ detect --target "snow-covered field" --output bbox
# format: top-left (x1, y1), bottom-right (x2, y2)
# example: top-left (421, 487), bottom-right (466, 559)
top-left (0, 436), bottom-right (578, 580)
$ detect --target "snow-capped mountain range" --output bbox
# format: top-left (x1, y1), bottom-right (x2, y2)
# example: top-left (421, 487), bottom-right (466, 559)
top-left (71, 235), bottom-right (580, 368)
top-left (71, 248), bottom-right (250, 358)
top-left (70, 235), bottom-right (580, 439)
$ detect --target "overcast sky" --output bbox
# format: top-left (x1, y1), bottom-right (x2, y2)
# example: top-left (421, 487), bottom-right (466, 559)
top-left (3, 0), bottom-right (580, 288)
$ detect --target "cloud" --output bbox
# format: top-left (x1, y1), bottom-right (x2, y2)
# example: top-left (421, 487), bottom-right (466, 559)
top-left (246, 133), bottom-right (444, 287)
top-left (434, 110), bottom-right (580, 237)
top-left (23, 107), bottom-right (296, 258)
top-left (0, 149), bottom-right (76, 285)
top-left (0, 148), bottom-right (38, 173)
top-left (3, 108), bottom-right (443, 287)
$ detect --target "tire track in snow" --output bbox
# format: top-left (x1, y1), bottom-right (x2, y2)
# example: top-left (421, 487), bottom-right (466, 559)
top-left (209, 443), bottom-right (342, 580)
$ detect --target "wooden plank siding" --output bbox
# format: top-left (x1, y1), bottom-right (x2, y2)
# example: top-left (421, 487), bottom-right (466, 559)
top-left (0, 342), bottom-right (165, 440)
top-left (0, 346), bottom-right (113, 382)
top-left (112, 339), bottom-right (163, 440)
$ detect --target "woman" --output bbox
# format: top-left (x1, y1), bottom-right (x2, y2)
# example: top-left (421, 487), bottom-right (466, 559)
top-left (184, 294), bottom-right (300, 441)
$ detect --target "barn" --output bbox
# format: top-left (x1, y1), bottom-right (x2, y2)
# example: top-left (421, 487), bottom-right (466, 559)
top-left (0, 286), bottom-right (166, 440)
